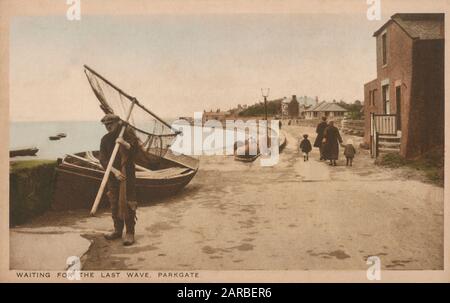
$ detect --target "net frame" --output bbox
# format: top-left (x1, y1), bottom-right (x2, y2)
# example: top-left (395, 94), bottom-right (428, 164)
top-left (84, 65), bottom-right (181, 159)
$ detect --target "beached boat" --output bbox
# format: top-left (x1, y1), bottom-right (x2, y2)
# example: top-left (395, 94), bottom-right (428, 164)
top-left (234, 130), bottom-right (287, 162)
top-left (9, 147), bottom-right (39, 158)
top-left (53, 148), bottom-right (199, 210)
top-left (53, 65), bottom-right (200, 212)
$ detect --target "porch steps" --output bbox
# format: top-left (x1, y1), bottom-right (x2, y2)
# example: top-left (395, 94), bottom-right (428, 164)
top-left (378, 135), bottom-right (401, 154)
top-left (378, 141), bottom-right (401, 148)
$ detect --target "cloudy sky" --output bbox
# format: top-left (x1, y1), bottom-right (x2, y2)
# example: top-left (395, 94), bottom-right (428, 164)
top-left (10, 13), bottom-right (385, 121)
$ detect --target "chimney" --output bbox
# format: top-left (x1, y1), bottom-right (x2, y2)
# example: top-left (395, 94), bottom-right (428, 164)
top-left (292, 95), bottom-right (297, 102)
top-left (315, 96), bottom-right (319, 105)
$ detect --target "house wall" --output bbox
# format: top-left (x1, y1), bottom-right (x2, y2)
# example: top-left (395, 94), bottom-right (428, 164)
top-left (363, 78), bottom-right (379, 145)
top-left (406, 39), bottom-right (445, 158)
top-left (376, 21), bottom-right (414, 157)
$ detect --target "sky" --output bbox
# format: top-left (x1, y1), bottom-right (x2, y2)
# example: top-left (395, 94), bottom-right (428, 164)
top-left (10, 14), bottom-right (384, 121)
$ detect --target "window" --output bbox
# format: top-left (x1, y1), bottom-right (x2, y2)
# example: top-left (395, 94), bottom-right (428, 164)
top-left (382, 84), bottom-right (390, 114)
top-left (382, 33), bottom-right (387, 66)
top-left (373, 89), bottom-right (377, 106)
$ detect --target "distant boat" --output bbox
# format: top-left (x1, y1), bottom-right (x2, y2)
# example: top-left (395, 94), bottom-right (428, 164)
top-left (10, 147), bottom-right (39, 158)
top-left (57, 133), bottom-right (67, 138)
top-left (49, 136), bottom-right (61, 141)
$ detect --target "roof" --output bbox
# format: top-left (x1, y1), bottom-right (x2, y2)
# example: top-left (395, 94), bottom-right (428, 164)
top-left (373, 13), bottom-right (444, 40)
top-left (306, 101), bottom-right (348, 112)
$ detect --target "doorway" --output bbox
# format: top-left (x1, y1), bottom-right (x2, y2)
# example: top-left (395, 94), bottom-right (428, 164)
top-left (395, 86), bottom-right (402, 131)
top-left (382, 84), bottom-right (390, 114)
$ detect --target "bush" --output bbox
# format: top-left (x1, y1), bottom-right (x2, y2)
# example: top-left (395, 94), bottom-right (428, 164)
top-left (9, 160), bottom-right (57, 226)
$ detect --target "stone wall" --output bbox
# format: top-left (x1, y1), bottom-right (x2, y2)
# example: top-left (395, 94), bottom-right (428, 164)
top-left (9, 160), bottom-right (56, 226)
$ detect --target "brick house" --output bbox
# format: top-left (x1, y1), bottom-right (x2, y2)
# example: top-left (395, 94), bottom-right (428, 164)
top-left (363, 13), bottom-right (444, 159)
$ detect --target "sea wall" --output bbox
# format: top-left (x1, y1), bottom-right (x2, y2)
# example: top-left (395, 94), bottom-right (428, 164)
top-left (281, 118), bottom-right (345, 128)
top-left (9, 160), bottom-right (57, 226)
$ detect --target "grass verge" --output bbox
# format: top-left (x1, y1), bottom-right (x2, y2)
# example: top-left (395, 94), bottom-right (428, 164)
top-left (375, 148), bottom-right (444, 187)
top-left (10, 160), bottom-right (57, 226)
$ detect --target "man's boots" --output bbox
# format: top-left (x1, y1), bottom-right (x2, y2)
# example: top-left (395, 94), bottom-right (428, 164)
top-left (123, 202), bottom-right (137, 246)
top-left (104, 220), bottom-right (124, 240)
top-left (123, 218), bottom-right (135, 246)
top-left (123, 233), bottom-right (135, 246)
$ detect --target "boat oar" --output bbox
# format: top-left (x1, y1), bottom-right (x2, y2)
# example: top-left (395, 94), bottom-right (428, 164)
top-left (90, 100), bottom-right (136, 216)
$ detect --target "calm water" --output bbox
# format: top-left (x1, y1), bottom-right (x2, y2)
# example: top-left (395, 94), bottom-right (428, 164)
top-left (10, 120), bottom-right (248, 159)
top-left (10, 121), bottom-right (108, 159)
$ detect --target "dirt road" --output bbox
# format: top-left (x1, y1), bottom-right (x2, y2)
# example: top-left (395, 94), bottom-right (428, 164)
top-left (10, 125), bottom-right (443, 270)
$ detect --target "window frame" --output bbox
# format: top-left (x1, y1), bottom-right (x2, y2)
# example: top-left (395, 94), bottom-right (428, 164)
top-left (381, 31), bottom-right (388, 67)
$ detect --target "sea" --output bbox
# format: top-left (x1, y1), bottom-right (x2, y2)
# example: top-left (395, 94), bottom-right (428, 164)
top-left (10, 121), bottom-right (110, 160)
top-left (9, 120), bottom-right (257, 160)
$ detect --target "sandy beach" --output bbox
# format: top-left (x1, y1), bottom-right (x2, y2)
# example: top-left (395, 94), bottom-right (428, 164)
top-left (10, 125), bottom-right (443, 271)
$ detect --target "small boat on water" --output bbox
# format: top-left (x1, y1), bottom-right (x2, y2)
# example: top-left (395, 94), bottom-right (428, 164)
top-left (9, 147), bottom-right (39, 158)
top-left (49, 136), bottom-right (60, 141)
top-left (57, 133), bottom-right (67, 138)
top-left (53, 148), bottom-right (199, 210)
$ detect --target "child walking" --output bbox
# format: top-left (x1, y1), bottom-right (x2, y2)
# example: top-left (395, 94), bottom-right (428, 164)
top-left (300, 134), bottom-right (312, 162)
top-left (343, 139), bottom-right (356, 166)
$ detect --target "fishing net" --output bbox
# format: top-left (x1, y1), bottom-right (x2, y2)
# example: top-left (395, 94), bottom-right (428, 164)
top-left (84, 65), bottom-right (180, 160)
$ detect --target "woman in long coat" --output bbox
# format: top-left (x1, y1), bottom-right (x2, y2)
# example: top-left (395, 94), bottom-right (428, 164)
top-left (313, 116), bottom-right (328, 160)
top-left (323, 120), bottom-right (343, 166)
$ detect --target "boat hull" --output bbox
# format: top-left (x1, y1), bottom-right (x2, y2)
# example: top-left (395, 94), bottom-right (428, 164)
top-left (52, 151), bottom-right (198, 210)
top-left (233, 130), bottom-right (287, 163)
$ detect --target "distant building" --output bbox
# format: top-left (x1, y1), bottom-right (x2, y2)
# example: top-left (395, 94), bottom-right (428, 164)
top-left (281, 97), bottom-right (289, 117)
top-left (298, 95), bottom-right (318, 107)
top-left (288, 95), bottom-right (300, 117)
top-left (203, 110), bottom-right (231, 124)
top-left (305, 101), bottom-right (348, 119)
top-left (363, 13), bottom-right (444, 158)
top-left (298, 104), bottom-right (312, 119)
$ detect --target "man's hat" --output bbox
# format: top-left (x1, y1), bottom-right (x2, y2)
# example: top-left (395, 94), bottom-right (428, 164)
top-left (101, 114), bottom-right (120, 124)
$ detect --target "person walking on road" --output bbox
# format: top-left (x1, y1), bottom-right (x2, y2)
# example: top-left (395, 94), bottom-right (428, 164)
top-left (299, 134), bottom-right (312, 162)
top-left (342, 138), bottom-right (357, 166)
top-left (323, 120), bottom-right (343, 166)
top-left (313, 116), bottom-right (328, 160)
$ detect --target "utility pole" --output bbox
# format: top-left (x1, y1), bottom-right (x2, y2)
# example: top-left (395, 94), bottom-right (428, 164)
top-left (261, 88), bottom-right (270, 148)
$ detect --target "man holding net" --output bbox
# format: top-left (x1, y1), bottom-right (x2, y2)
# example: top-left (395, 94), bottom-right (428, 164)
top-left (99, 114), bottom-right (138, 246)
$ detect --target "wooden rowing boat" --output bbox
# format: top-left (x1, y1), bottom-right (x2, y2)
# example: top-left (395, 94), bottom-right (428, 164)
top-left (52, 148), bottom-right (199, 210)
top-left (233, 130), bottom-right (287, 163)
